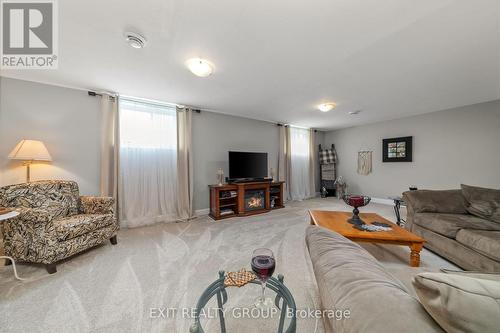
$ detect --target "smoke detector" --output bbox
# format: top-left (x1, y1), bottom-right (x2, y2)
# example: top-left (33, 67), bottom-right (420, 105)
top-left (125, 32), bottom-right (147, 49)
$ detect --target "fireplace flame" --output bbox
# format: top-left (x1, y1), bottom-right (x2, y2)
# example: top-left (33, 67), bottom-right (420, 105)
top-left (248, 197), bottom-right (263, 208)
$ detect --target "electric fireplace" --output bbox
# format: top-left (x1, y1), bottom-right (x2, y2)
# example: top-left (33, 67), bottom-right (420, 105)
top-left (244, 189), bottom-right (266, 211)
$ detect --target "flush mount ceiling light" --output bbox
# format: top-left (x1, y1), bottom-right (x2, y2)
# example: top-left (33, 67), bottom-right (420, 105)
top-left (186, 58), bottom-right (214, 77)
top-left (125, 32), bottom-right (147, 49)
top-left (318, 103), bottom-right (336, 112)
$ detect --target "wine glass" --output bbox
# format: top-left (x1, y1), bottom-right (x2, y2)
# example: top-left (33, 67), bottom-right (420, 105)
top-left (251, 248), bottom-right (276, 308)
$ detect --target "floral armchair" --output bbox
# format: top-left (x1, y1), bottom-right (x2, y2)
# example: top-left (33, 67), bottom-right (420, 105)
top-left (0, 180), bottom-right (119, 274)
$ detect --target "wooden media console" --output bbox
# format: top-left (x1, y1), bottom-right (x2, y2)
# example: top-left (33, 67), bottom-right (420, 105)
top-left (209, 181), bottom-right (285, 220)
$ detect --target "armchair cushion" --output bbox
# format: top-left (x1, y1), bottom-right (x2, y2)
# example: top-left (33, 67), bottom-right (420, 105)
top-left (14, 206), bottom-right (57, 224)
top-left (79, 196), bottom-right (114, 215)
top-left (54, 214), bottom-right (115, 241)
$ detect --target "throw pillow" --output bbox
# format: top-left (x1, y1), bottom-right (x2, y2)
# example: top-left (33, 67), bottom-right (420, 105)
top-left (413, 271), bottom-right (500, 333)
top-left (461, 184), bottom-right (500, 223)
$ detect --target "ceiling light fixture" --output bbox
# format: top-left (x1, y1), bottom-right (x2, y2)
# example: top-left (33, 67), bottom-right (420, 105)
top-left (125, 32), bottom-right (147, 49)
top-left (318, 103), bottom-right (336, 112)
top-left (186, 58), bottom-right (214, 77)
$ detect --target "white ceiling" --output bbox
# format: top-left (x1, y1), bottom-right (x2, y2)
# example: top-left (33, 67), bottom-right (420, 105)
top-left (1, 0), bottom-right (499, 130)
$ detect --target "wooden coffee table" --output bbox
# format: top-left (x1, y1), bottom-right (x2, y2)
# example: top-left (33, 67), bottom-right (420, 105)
top-left (309, 210), bottom-right (425, 267)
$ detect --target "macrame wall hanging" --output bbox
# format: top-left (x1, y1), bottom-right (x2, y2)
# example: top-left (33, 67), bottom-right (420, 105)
top-left (357, 151), bottom-right (372, 175)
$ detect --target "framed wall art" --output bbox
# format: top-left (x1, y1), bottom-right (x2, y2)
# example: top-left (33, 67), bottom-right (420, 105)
top-left (382, 136), bottom-right (412, 162)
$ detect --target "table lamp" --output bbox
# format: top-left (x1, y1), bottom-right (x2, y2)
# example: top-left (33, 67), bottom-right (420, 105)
top-left (8, 140), bottom-right (52, 182)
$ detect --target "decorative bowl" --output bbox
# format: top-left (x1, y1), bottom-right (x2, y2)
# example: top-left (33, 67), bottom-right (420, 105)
top-left (342, 195), bottom-right (371, 225)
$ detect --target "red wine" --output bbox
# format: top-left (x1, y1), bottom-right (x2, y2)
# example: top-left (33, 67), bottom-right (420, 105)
top-left (251, 255), bottom-right (276, 281)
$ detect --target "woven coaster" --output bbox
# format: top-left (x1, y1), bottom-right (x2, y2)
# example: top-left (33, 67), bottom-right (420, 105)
top-left (224, 269), bottom-right (256, 287)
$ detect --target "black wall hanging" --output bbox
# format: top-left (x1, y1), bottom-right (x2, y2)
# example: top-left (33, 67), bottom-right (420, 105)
top-left (382, 136), bottom-right (413, 162)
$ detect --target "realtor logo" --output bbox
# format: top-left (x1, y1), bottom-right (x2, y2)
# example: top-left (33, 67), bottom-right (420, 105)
top-left (1, 0), bottom-right (58, 69)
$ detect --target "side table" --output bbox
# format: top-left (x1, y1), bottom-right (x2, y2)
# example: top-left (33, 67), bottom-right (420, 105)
top-left (0, 210), bottom-right (26, 281)
top-left (191, 271), bottom-right (297, 333)
top-left (389, 197), bottom-right (406, 226)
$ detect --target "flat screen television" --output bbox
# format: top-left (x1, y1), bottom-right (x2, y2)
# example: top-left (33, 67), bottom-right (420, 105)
top-left (228, 151), bottom-right (268, 181)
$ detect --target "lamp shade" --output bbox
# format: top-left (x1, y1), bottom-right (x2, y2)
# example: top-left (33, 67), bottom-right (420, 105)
top-left (8, 140), bottom-right (52, 161)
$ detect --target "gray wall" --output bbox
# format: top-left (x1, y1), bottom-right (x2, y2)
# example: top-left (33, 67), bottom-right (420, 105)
top-left (192, 111), bottom-right (280, 210)
top-left (0, 78), bottom-right (286, 211)
top-left (324, 100), bottom-right (500, 198)
top-left (0, 77), bottom-right (345, 212)
top-left (191, 116), bottom-right (326, 210)
top-left (0, 77), bottom-right (101, 195)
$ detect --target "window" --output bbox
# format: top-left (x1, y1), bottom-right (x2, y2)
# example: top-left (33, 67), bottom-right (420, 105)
top-left (118, 98), bottom-right (179, 228)
top-left (119, 99), bottom-right (177, 150)
top-left (289, 126), bottom-right (310, 157)
top-left (289, 126), bottom-right (313, 200)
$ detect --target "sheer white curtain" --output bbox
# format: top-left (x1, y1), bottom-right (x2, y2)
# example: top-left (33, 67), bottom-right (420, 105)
top-left (118, 99), bottom-right (179, 228)
top-left (289, 126), bottom-right (314, 200)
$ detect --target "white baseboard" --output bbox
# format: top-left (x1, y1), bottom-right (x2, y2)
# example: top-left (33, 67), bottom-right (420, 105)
top-left (370, 197), bottom-right (395, 206)
top-left (195, 208), bottom-right (210, 216)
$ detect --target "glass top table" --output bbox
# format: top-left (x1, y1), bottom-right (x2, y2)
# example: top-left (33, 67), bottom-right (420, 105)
top-left (0, 210), bottom-right (27, 280)
top-left (388, 196), bottom-right (406, 226)
top-left (190, 271), bottom-right (297, 333)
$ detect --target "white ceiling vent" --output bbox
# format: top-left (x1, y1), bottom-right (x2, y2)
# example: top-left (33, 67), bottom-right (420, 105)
top-left (125, 32), bottom-right (147, 49)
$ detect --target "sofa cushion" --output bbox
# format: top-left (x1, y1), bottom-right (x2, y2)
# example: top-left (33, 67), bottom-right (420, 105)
top-left (412, 224), bottom-right (500, 272)
top-left (413, 271), bottom-right (500, 333)
top-left (456, 229), bottom-right (500, 262)
top-left (0, 180), bottom-right (79, 219)
top-left (461, 184), bottom-right (500, 223)
top-left (306, 226), bottom-right (443, 333)
top-left (413, 213), bottom-right (500, 238)
top-left (54, 214), bottom-right (114, 241)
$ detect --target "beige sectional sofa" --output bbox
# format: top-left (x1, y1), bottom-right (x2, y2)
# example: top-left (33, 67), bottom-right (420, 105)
top-left (305, 225), bottom-right (443, 332)
top-left (306, 225), bottom-right (500, 333)
top-left (403, 185), bottom-right (500, 272)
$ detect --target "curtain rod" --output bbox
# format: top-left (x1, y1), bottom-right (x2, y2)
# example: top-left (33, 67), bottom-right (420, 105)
top-left (121, 96), bottom-right (202, 113)
top-left (120, 96), bottom-right (178, 109)
top-left (277, 123), bottom-right (318, 132)
top-left (88, 91), bottom-right (117, 98)
top-left (88, 91), bottom-right (201, 113)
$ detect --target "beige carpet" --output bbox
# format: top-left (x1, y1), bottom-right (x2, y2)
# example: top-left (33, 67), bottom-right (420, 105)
top-left (0, 198), bottom-right (457, 333)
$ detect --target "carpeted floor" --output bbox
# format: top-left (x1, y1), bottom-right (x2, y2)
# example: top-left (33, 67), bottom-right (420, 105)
top-left (0, 198), bottom-right (457, 333)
